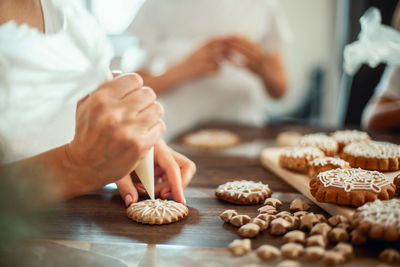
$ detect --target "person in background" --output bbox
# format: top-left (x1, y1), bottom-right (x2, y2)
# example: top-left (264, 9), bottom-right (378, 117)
top-left (0, 0), bottom-right (195, 208)
top-left (126, 0), bottom-right (291, 138)
top-left (362, 1), bottom-right (400, 131)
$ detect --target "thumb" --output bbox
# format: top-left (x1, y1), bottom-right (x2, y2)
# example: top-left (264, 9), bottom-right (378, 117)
top-left (116, 174), bottom-right (139, 207)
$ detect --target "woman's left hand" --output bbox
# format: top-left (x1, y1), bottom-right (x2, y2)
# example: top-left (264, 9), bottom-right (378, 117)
top-left (116, 139), bottom-right (196, 206)
top-left (225, 35), bottom-right (266, 75)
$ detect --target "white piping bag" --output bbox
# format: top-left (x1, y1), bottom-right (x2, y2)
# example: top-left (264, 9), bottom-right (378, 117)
top-left (106, 71), bottom-right (155, 200)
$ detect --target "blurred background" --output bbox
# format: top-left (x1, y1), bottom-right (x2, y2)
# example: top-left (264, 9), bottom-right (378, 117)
top-left (80, 0), bottom-right (398, 130)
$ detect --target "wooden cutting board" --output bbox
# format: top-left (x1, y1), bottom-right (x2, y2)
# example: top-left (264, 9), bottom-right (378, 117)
top-left (260, 147), bottom-right (400, 219)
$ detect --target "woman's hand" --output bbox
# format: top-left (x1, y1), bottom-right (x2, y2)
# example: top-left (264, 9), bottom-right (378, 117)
top-left (65, 74), bottom-right (166, 193)
top-left (226, 36), bottom-right (287, 98)
top-left (116, 139), bottom-right (196, 206)
top-left (225, 36), bottom-right (266, 75)
top-left (176, 38), bottom-right (228, 80)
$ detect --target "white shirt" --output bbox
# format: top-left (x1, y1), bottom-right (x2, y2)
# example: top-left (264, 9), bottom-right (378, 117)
top-left (0, 0), bottom-right (113, 162)
top-left (126, 0), bottom-right (291, 139)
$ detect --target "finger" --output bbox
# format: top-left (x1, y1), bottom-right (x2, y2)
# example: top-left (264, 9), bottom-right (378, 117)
top-left (116, 174), bottom-right (139, 207)
top-left (99, 73), bottom-right (143, 99)
top-left (121, 86), bottom-right (157, 114)
top-left (157, 151), bottom-right (186, 205)
top-left (160, 187), bottom-right (172, 200)
top-left (134, 102), bottom-right (164, 129)
top-left (229, 41), bottom-right (261, 60)
top-left (171, 150), bottom-right (196, 188)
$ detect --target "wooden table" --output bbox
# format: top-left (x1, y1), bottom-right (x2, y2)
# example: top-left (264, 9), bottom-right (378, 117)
top-left (7, 123), bottom-right (400, 266)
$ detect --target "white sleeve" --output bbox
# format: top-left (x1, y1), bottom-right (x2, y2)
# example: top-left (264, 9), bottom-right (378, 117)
top-left (260, 0), bottom-right (292, 51)
top-left (374, 66), bottom-right (400, 100)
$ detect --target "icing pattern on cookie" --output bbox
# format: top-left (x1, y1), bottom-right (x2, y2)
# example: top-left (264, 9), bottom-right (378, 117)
top-left (356, 199), bottom-right (400, 231)
top-left (216, 180), bottom-right (270, 198)
top-left (309, 157), bottom-right (350, 167)
top-left (331, 130), bottom-right (370, 144)
top-left (281, 146), bottom-right (324, 160)
top-left (343, 141), bottom-right (400, 159)
top-left (297, 133), bottom-right (338, 151)
top-left (127, 199), bottom-right (187, 219)
top-left (317, 168), bottom-right (391, 193)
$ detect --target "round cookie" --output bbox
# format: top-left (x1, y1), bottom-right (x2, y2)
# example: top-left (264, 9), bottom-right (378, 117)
top-left (215, 180), bottom-right (272, 205)
top-left (393, 174), bottom-right (400, 194)
top-left (310, 168), bottom-right (396, 207)
top-left (183, 129), bottom-right (240, 149)
top-left (297, 133), bottom-right (338, 156)
top-left (308, 157), bottom-right (350, 178)
top-left (340, 141), bottom-right (400, 171)
top-left (331, 130), bottom-right (370, 152)
top-left (126, 199), bottom-right (188, 225)
top-left (279, 146), bottom-right (325, 174)
top-left (352, 199), bottom-right (400, 241)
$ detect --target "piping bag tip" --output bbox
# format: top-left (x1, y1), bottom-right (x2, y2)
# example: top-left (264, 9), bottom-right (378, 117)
top-left (135, 147), bottom-right (155, 200)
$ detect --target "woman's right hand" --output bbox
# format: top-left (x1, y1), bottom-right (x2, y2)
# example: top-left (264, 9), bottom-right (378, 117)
top-left (176, 38), bottom-right (228, 80)
top-left (65, 74), bottom-right (166, 191)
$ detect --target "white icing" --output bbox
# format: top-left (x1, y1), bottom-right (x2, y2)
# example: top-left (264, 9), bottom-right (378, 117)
top-left (281, 146), bottom-right (324, 160)
top-left (317, 168), bottom-right (391, 193)
top-left (297, 133), bottom-right (338, 151)
top-left (343, 141), bottom-right (400, 159)
top-left (356, 199), bottom-right (400, 232)
top-left (127, 199), bottom-right (187, 219)
top-left (331, 130), bottom-right (370, 144)
top-left (216, 180), bottom-right (270, 198)
top-left (310, 157), bottom-right (350, 167)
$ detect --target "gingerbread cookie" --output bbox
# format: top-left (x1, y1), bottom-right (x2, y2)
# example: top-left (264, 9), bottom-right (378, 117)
top-left (352, 199), bottom-right (400, 241)
top-left (183, 129), bottom-right (240, 149)
top-left (340, 141), bottom-right (400, 171)
top-left (310, 168), bottom-right (396, 207)
top-left (331, 130), bottom-right (370, 151)
top-left (228, 239), bottom-right (251, 256)
top-left (215, 180), bottom-right (272, 205)
top-left (279, 146), bottom-right (325, 174)
top-left (238, 223), bottom-right (261, 238)
top-left (256, 244), bottom-right (281, 260)
top-left (308, 157), bottom-right (350, 178)
top-left (126, 199), bottom-right (188, 225)
top-left (297, 133), bottom-right (338, 156)
top-left (394, 174), bottom-right (400, 193)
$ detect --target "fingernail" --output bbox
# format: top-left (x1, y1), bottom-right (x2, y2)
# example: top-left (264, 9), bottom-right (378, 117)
top-left (162, 193), bottom-right (172, 200)
top-left (183, 197), bottom-right (187, 206)
top-left (124, 194), bottom-right (133, 207)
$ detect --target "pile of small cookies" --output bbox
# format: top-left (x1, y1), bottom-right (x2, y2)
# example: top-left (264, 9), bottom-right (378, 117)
top-left (279, 130), bottom-right (399, 207)
top-left (222, 197), bottom-right (358, 265)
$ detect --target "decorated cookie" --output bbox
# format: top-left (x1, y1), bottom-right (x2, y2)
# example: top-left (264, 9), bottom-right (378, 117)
top-left (126, 199), bottom-right (188, 225)
top-left (340, 141), bottom-right (400, 171)
top-left (183, 129), bottom-right (240, 149)
top-left (310, 168), bottom-right (396, 206)
top-left (215, 180), bottom-right (272, 205)
top-left (394, 174), bottom-right (400, 193)
top-left (297, 133), bottom-right (338, 156)
top-left (308, 157), bottom-right (350, 178)
top-left (279, 146), bottom-right (325, 174)
top-left (331, 130), bottom-right (370, 151)
top-left (352, 199), bottom-right (400, 241)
